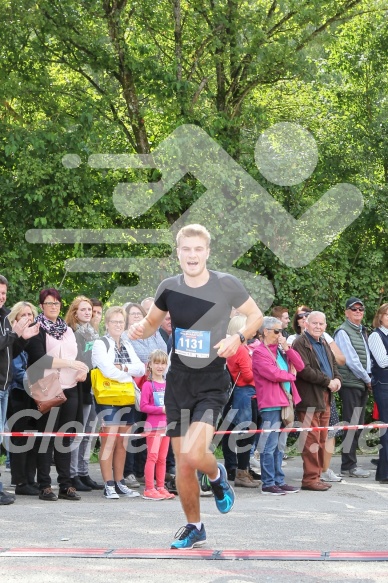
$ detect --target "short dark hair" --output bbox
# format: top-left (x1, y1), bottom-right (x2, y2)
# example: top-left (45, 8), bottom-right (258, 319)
top-left (271, 306), bottom-right (288, 318)
top-left (39, 288), bottom-right (61, 305)
top-left (90, 298), bottom-right (103, 308)
top-left (0, 275), bottom-right (9, 288)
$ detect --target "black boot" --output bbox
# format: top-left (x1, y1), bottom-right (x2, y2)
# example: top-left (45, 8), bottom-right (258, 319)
top-left (71, 476), bottom-right (92, 491)
top-left (79, 475), bottom-right (104, 490)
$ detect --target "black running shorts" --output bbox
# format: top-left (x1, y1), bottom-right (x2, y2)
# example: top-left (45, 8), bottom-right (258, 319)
top-left (165, 365), bottom-right (230, 437)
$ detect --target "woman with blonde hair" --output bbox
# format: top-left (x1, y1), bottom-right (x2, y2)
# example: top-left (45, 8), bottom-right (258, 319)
top-left (92, 306), bottom-right (145, 499)
top-left (7, 302), bottom-right (39, 495)
top-left (64, 296), bottom-right (103, 491)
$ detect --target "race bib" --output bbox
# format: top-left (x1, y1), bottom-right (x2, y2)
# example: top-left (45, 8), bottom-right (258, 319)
top-left (153, 391), bottom-right (165, 407)
top-left (175, 328), bottom-right (211, 358)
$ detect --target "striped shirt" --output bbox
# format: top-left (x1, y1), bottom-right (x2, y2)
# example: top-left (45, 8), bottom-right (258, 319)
top-left (368, 326), bottom-right (388, 368)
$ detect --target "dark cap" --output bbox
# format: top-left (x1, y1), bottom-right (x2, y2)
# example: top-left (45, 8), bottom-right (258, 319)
top-left (345, 297), bottom-right (364, 309)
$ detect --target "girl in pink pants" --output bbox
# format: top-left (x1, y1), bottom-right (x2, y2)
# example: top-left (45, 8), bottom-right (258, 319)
top-left (140, 349), bottom-right (174, 500)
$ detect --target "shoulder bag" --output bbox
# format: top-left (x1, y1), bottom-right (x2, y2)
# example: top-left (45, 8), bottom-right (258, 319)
top-left (91, 337), bottom-right (136, 407)
top-left (29, 370), bottom-right (67, 415)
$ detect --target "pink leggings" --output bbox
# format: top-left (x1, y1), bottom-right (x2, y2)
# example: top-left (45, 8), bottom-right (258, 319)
top-left (144, 433), bottom-right (170, 490)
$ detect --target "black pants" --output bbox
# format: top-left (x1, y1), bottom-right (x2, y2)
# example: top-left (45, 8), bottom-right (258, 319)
top-left (7, 388), bottom-right (38, 485)
top-left (36, 386), bottom-right (80, 490)
top-left (372, 383), bottom-right (388, 481)
top-left (339, 386), bottom-right (368, 472)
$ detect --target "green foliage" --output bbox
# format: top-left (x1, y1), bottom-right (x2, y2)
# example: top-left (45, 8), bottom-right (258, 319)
top-left (0, 0), bottom-right (387, 329)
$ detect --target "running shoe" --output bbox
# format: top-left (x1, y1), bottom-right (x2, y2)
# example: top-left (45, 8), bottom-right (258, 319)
top-left (115, 479), bottom-right (141, 498)
top-left (200, 473), bottom-right (213, 497)
top-left (170, 524), bottom-right (206, 549)
top-left (209, 463), bottom-right (235, 514)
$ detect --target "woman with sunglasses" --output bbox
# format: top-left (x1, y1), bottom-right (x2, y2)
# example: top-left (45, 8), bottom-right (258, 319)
top-left (252, 317), bottom-right (304, 495)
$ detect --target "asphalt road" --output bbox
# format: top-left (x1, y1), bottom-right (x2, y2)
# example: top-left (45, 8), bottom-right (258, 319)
top-left (1, 454), bottom-right (387, 583)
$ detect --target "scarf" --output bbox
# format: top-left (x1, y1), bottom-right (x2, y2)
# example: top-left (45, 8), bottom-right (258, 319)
top-left (36, 312), bottom-right (68, 340)
top-left (75, 322), bottom-right (99, 342)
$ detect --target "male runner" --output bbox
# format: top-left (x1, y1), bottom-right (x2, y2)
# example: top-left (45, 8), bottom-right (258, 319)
top-left (128, 224), bottom-right (263, 549)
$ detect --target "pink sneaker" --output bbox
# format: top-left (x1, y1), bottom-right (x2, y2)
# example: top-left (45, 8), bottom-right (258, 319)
top-left (142, 488), bottom-right (165, 500)
top-left (157, 487), bottom-right (175, 499)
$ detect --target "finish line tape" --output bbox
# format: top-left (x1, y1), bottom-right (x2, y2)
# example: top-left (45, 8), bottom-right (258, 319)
top-left (0, 423), bottom-right (386, 438)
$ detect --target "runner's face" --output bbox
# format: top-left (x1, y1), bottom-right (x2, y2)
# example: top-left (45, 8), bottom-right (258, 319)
top-left (177, 235), bottom-right (209, 278)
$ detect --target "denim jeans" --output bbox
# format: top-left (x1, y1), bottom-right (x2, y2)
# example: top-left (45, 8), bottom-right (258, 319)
top-left (258, 409), bottom-right (286, 487)
top-left (0, 389), bottom-right (9, 447)
top-left (222, 385), bottom-right (258, 472)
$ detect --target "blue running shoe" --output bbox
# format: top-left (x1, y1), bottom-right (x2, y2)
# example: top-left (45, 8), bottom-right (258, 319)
top-left (210, 463), bottom-right (235, 514)
top-left (170, 524), bottom-right (207, 549)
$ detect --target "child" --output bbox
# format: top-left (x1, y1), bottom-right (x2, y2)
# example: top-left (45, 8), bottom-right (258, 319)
top-left (140, 349), bottom-right (175, 500)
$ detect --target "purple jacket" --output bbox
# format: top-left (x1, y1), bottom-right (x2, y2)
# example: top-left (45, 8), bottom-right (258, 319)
top-left (252, 343), bottom-right (304, 410)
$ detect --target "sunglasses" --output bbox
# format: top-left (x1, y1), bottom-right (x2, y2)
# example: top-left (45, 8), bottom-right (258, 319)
top-left (349, 307), bottom-right (364, 312)
top-left (297, 312), bottom-right (310, 320)
top-left (268, 328), bottom-right (282, 334)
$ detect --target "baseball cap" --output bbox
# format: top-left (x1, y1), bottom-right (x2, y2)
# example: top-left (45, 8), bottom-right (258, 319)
top-left (345, 297), bottom-right (365, 309)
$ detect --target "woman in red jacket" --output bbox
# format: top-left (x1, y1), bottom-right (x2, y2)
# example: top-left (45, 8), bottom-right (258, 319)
top-left (222, 316), bottom-right (260, 488)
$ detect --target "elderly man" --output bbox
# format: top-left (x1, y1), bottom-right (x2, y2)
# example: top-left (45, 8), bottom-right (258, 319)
top-left (334, 297), bottom-right (371, 478)
top-left (293, 311), bottom-right (341, 491)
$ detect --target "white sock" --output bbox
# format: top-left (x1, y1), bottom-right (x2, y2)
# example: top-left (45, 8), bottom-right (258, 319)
top-left (209, 469), bottom-right (220, 483)
top-left (189, 522), bottom-right (202, 530)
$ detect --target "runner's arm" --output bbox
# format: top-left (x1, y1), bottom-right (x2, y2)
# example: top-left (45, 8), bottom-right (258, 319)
top-left (127, 303), bottom-right (167, 340)
top-left (214, 296), bottom-right (263, 358)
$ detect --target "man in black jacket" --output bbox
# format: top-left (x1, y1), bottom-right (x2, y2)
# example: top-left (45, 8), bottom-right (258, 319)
top-left (0, 275), bottom-right (39, 504)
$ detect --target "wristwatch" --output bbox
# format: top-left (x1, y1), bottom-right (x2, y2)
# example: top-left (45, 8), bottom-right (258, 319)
top-left (237, 332), bottom-right (246, 344)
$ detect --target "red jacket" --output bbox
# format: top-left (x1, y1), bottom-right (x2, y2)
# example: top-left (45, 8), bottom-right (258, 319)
top-left (227, 344), bottom-right (254, 387)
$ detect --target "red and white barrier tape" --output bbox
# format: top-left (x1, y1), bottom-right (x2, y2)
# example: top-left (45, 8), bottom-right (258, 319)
top-left (0, 423), bottom-right (385, 438)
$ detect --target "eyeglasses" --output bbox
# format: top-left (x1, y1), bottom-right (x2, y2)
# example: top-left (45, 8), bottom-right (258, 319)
top-left (268, 328), bottom-right (281, 334)
top-left (43, 302), bottom-right (60, 307)
top-left (129, 312), bottom-right (143, 317)
top-left (109, 320), bottom-right (125, 326)
top-left (349, 307), bottom-right (364, 312)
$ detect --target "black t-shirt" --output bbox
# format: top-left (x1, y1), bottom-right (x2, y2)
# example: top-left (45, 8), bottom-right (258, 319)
top-left (154, 270), bottom-right (249, 370)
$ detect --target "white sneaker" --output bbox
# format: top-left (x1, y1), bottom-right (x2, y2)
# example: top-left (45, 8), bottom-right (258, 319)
top-left (321, 469), bottom-right (342, 482)
top-left (249, 456), bottom-right (261, 470)
top-left (125, 474), bottom-right (140, 488)
top-left (115, 480), bottom-right (141, 498)
top-left (104, 484), bottom-right (119, 499)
